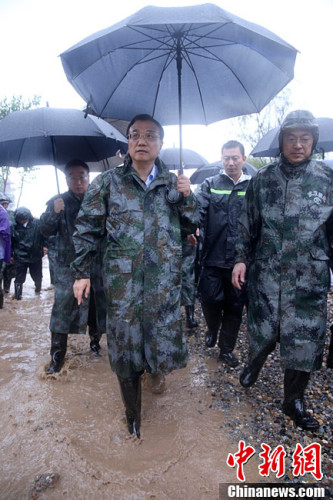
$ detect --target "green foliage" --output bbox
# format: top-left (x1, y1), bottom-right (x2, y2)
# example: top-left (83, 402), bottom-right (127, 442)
top-left (0, 95), bottom-right (41, 193)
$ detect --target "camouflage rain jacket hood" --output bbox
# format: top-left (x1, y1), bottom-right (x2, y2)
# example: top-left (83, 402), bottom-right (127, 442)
top-left (71, 155), bottom-right (199, 378)
top-left (235, 157), bottom-right (333, 371)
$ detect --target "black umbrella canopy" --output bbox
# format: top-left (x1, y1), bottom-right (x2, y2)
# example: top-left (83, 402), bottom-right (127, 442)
top-left (61, 4), bottom-right (297, 125)
top-left (159, 148), bottom-right (208, 170)
top-left (251, 117), bottom-right (333, 157)
top-left (0, 107), bottom-right (128, 167)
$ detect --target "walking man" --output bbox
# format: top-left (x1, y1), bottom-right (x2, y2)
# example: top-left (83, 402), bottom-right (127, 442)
top-left (232, 110), bottom-right (333, 430)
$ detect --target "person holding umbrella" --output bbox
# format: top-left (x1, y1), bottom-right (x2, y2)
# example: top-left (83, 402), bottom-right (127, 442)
top-left (72, 114), bottom-right (199, 438)
top-left (232, 110), bottom-right (333, 431)
top-left (40, 159), bottom-right (106, 374)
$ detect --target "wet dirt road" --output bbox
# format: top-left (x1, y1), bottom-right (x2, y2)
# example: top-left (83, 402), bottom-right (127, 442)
top-left (0, 260), bottom-right (262, 500)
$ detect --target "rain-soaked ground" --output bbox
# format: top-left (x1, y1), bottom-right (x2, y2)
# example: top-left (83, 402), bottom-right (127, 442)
top-left (1, 258), bottom-right (332, 499)
top-left (1, 258), bottom-right (263, 500)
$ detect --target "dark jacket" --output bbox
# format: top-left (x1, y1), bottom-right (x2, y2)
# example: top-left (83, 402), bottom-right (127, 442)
top-left (196, 173), bottom-right (251, 268)
top-left (11, 207), bottom-right (44, 263)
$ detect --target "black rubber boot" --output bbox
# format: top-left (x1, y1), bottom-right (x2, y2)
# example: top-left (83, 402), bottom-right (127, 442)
top-left (282, 369), bottom-right (319, 431)
top-left (35, 280), bottom-right (42, 293)
top-left (14, 283), bottom-right (23, 300)
top-left (118, 374), bottom-right (142, 438)
top-left (89, 328), bottom-right (101, 356)
top-left (327, 325), bottom-right (333, 369)
top-left (185, 305), bottom-right (198, 328)
top-left (0, 291), bottom-right (3, 309)
top-left (46, 333), bottom-right (68, 374)
top-left (240, 341), bottom-right (276, 388)
top-left (201, 302), bottom-right (222, 347)
top-left (4, 278), bottom-right (11, 293)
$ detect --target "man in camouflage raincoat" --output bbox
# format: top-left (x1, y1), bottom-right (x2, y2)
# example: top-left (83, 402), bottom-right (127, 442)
top-left (72, 114), bottom-right (199, 438)
top-left (232, 110), bottom-right (333, 431)
top-left (40, 159), bottom-right (106, 374)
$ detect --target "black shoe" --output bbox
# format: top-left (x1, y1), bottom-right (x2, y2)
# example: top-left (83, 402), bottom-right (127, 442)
top-left (205, 329), bottom-right (218, 347)
top-left (240, 363), bottom-right (261, 388)
top-left (282, 399), bottom-right (319, 431)
top-left (90, 339), bottom-right (101, 356)
top-left (219, 351), bottom-right (239, 368)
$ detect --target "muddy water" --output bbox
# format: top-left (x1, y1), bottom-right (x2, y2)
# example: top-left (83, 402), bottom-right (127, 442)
top-left (1, 260), bottom-right (260, 499)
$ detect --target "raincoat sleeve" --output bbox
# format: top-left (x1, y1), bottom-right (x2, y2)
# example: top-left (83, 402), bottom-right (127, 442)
top-left (40, 199), bottom-right (61, 238)
top-left (71, 173), bottom-right (108, 279)
top-left (0, 206), bottom-right (11, 262)
top-left (177, 190), bottom-right (200, 235)
top-left (195, 178), bottom-right (211, 231)
top-left (234, 176), bottom-right (261, 265)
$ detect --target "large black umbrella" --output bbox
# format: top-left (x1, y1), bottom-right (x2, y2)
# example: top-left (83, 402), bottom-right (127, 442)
top-left (251, 117), bottom-right (333, 157)
top-left (0, 107), bottom-right (128, 190)
top-left (60, 4), bottom-right (297, 172)
top-left (159, 147), bottom-right (208, 170)
top-left (190, 161), bottom-right (257, 184)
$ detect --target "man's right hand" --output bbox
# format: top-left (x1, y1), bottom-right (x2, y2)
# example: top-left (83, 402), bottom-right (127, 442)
top-left (54, 198), bottom-right (65, 213)
top-left (232, 263), bottom-right (246, 290)
top-left (73, 279), bottom-right (91, 305)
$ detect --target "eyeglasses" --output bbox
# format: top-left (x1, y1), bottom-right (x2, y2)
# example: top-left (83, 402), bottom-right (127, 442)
top-left (66, 175), bottom-right (89, 184)
top-left (284, 136), bottom-right (313, 145)
top-left (127, 132), bottom-right (160, 142)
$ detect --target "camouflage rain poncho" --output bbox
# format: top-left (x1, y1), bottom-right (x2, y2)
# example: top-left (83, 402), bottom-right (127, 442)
top-left (235, 158), bottom-right (333, 372)
top-left (71, 157), bottom-right (199, 378)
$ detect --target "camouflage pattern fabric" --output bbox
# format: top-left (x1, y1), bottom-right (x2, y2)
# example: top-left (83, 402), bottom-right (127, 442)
top-left (235, 158), bottom-right (333, 372)
top-left (71, 156), bottom-right (199, 378)
top-left (40, 190), bottom-right (106, 335)
top-left (181, 234), bottom-right (197, 306)
top-left (11, 208), bottom-right (44, 263)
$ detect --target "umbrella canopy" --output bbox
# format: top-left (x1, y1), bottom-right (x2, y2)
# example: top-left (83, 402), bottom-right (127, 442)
top-left (159, 148), bottom-right (208, 170)
top-left (190, 161), bottom-right (257, 184)
top-left (251, 117), bottom-right (333, 157)
top-left (0, 107), bottom-right (128, 168)
top-left (60, 3), bottom-right (297, 171)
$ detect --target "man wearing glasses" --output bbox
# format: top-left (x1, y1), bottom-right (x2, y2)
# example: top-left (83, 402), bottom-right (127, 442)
top-left (40, 159), bottom-right (106, 374)
top-left (232, 110), bottom-right (333, 431)
top-left (72, 114), bottom-right (199, 438)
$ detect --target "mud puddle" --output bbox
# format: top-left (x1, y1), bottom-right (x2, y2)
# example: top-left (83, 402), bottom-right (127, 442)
top-left (1, 259), bottom-right (261, 499)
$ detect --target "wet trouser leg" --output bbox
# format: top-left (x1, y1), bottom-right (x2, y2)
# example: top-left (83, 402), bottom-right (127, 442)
top-left (282, 369), bottom-right (319, 431)
top-left (240, 341), bottom-right (276, 388)
top-left (201, 302), bottom-right (222, 347)
top-left (87, 287), bottom-right (101, 355)
top-left (29, 259), bottom-right (43, 293)
top-left (218, 269), bottom-right (245, 354)
top-left (46, 332), bottom-right (68, 374)
top-left (14, 261), bottom-right (28, 299)
top-left (117, 371), bottom-right (143, 438)
top-left (198, 267), bottom-right (224, 347)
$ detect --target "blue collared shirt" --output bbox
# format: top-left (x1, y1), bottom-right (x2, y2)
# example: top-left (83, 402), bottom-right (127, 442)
top-left (145, 163), bottom-right (158, 187)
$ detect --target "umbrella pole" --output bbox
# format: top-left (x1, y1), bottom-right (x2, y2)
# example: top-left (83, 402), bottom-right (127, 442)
top-left (176, 37), bottom-right (184, 175)
top-left (51, 136), bottom-right (60, 194)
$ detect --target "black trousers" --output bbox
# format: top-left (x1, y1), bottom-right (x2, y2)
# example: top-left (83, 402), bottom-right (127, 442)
top-left (198, 266), bottom-right (247, 353)
top-left (14, 260), bottom-right (42, 286)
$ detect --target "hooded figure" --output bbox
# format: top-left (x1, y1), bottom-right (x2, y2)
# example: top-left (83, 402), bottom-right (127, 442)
top-left (232, 110), bottom-right (333, 431)
top-left (10, 207), bottom-right (44, 299)
top-left (0, 199), bottom-right (11, 308)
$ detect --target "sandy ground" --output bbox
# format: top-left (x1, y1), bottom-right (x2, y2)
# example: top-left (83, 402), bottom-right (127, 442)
top-left (0, 259), bottom-right (265, 500)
